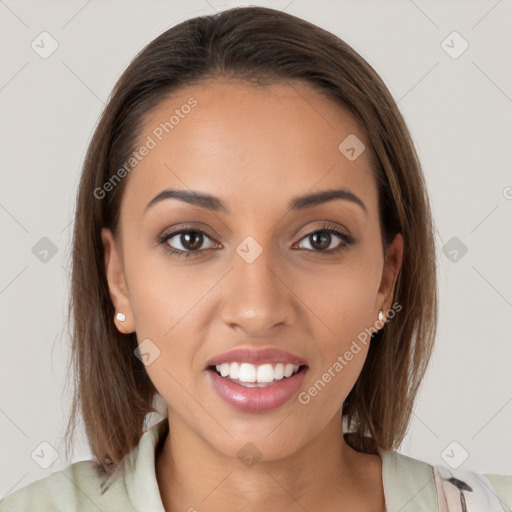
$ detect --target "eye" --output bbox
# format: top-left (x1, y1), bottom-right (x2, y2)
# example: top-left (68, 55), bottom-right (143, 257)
top-left (295, 225), bottom-right (354, 254)
top-left (158, 228), bottom-right (218, 257)
top-left (158, 224), bottom-right (355, 258)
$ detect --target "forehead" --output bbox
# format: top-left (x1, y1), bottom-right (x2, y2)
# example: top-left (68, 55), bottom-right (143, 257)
top-left (121, 79), bottom-right (377, 221)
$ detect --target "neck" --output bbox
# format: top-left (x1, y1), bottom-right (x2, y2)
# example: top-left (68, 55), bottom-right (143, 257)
top-left (155, 413), bottom-right (385, 512)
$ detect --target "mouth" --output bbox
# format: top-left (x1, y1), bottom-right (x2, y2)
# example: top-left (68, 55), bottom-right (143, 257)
top-left (205, 347), bottom-right (309, 412)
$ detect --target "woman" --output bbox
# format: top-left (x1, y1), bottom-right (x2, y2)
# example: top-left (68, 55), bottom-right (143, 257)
top-left (1, 6), bottom-right (510, 512)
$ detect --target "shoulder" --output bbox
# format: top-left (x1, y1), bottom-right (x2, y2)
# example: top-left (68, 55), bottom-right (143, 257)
top-left (482, 472), bottom-right (512, 509)
top-left (380, 448), bottom-right (439, 510)
top-left (0, 460), bottom-right (134, 512)
top-left (0, 419), bottom-right (169, 512)
top-left (380, 448), bottom-right (512, 511)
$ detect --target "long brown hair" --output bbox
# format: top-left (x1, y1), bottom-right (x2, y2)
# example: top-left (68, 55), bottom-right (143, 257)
top-left (65, 5), bottom-right (437, 479)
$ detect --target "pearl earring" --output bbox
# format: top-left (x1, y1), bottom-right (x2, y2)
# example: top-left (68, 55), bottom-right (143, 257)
top-left (116, 312), bottom-right (126, 322)
top-left (378, 310), bottom-right (384, 322)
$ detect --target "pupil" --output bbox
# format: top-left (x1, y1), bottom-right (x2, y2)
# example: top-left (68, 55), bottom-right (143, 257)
top-left (311, 231), bottom-right (330, 250)
top-left (182, 231), bottom-right (202, 250)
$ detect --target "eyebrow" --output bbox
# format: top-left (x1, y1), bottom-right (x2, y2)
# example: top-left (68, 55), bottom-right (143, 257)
top-left (144, 187), bottom-right (367, 216)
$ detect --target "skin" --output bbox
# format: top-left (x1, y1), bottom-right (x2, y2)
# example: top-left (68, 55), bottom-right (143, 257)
top-left (102, 79), bottom-right (403, 512)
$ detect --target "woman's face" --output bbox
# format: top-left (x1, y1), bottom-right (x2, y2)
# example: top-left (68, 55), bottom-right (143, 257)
top-left (102, 79), bottom-right (403, 460)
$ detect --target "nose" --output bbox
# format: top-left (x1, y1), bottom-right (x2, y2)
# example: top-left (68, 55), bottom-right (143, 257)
top-left (218, 245), bottom-right (298, 336)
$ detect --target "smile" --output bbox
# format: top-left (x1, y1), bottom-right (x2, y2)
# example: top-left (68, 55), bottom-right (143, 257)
top-left (207, 363), bottom-right (309, 412)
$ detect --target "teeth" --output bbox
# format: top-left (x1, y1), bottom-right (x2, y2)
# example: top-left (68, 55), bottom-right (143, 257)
top-left (239, 363), bottom-right (256, 383)
top-left (274, 363), bottom-right (284, 380)
top-left (257, 364), bottom-right (274, 383)
top-left (214, 362), bottom-right (300, 383)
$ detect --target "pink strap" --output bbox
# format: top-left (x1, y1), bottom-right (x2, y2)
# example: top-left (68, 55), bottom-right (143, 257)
top-left (433, 464), bottom-right (506, 511)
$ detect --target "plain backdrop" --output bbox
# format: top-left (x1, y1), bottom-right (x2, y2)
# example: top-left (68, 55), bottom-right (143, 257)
top-left (1, 0), bottom-right (511, 498)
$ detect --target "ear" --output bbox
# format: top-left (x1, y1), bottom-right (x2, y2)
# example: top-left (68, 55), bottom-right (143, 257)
top-left (101, 227), bottom-right (135, 334)
top-left (375, 232), bottom-right (403, 320)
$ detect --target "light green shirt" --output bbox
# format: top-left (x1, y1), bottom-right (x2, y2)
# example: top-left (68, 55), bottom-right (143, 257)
top-left (1, 419), bottom-right (511, 511)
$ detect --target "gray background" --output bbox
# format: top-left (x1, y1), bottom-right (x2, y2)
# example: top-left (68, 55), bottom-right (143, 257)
top-left (1, 0), bottom-right (511, 498)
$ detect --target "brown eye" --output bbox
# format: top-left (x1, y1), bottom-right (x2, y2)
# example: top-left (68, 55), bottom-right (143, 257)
top-left (296, 226), bottom-right (354, 254)
top-left (159, 229), bottom-right (218, 257)
top-left (176, 231), bottom-right (204, 251)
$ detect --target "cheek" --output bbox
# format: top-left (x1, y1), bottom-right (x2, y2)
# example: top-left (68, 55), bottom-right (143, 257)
top-left (295, 268), bottom-right (376, 416)
top-left (124, 241), bottom-right (208, 337)
top-left (124, 255), bottom-right (209, 414)
top-left (293, 255), bottom-right (380, 400)
top-left (296, 256), bottom-right (382, 340)
top-left (121, 245), bottom-right (211, 392)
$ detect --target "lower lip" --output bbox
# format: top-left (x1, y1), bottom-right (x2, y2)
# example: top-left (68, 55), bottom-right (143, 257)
top-left (207, 367), bottom-right (307, 412)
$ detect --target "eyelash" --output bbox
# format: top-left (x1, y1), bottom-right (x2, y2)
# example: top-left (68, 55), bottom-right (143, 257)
top-left (157, 224), bottom-right (355, 259)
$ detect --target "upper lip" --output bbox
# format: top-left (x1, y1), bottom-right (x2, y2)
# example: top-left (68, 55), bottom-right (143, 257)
top-left (206, 346), bottom-right (308, 368)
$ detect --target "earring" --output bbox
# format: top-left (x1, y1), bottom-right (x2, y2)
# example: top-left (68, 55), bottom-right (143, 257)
top-left (378, 310), bottom-right (384, 322)
top-left (116, 312), bottom-right (126, 322)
